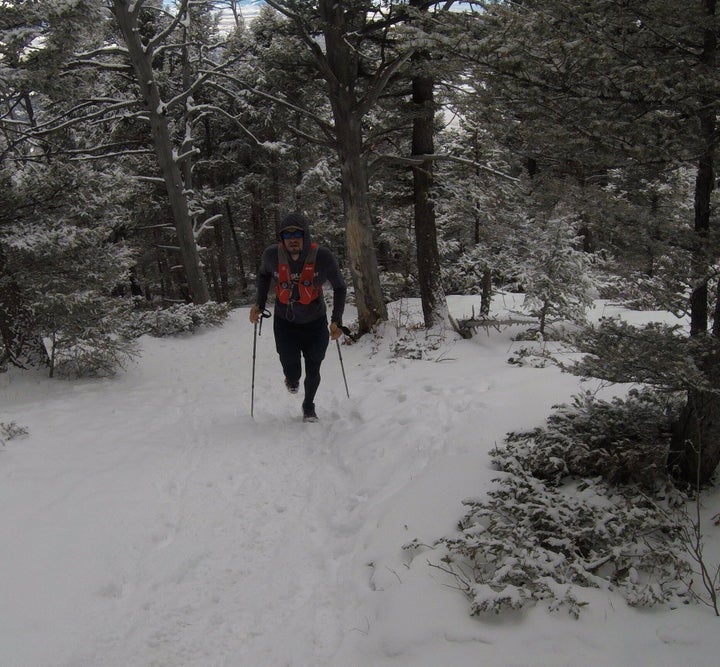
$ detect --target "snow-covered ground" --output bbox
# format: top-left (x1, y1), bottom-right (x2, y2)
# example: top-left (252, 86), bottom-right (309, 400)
top-left (1, 296), bottom-right (718, 666)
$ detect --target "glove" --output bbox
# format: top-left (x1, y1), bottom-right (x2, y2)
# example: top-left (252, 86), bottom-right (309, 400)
top-left (249, 304), bottom-right (262, 324)
top-left (330, 322), bottom-right (342, 340)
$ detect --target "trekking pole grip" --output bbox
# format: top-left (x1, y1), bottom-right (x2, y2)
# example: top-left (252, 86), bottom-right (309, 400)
top-left (258, 308), bottom-right (271, 336)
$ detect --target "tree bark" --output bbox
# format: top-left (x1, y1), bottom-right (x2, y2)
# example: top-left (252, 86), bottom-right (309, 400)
top-left (213, 217), bottom-right (229, 302)
top-left (670, 0), bottom-right (719, 485)
top-left (111, 0), bottom-right (209, 304)
top-left (321, 0), bottom-right (388, 333)
top-left (480, 268), bottom-right (492, 317)
top-left (336, 112), bottom-right (388, 333)
top-left (410, 27), bottom-right (447, 329)
top-left (248, 181), bottom-right (265, 273)
top-left (225, 202), bottom-right (247, 292)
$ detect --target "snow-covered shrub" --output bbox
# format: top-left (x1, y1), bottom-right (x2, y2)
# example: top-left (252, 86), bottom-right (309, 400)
top-left (0, 421), bottom-right (28, 445)
top-left (50, 330), bottom-right (139, 379)
top-left (568, 318), bottom-right (709, 391)
top-left (504, 389), bottom-right (679, 491)
top-left (433, 390), bottom-right (692, 617)
top-left (129, 302), bottom-right (229, 337)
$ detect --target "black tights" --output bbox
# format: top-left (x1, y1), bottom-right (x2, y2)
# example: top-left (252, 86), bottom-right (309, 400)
top-left (280, 358), bottom-right (321, 408)
top-left (274, 316), bottom-right (329, 409)
top-left (303, 359), bottom-right (321, 408)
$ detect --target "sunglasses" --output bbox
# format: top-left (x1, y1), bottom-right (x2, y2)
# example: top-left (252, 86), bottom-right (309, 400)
top-left (281, 229), bottom-right (304, 239)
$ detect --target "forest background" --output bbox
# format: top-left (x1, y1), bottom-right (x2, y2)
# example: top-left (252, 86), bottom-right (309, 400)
top-left (1, 0), bottom-right (720, 621)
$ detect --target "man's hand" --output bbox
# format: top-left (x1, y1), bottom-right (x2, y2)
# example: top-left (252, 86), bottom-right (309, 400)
top-left (330, 322), bottom-right (342, 341)
top-left (249, 304), bottom-right (262, 324)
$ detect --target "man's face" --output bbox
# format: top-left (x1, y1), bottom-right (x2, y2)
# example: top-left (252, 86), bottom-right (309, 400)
top-left (281, 228), bottom-right (304, 255)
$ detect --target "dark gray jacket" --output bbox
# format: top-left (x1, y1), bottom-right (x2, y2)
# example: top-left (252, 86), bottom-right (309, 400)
top-left (256, 217), bottom-right (346, 325)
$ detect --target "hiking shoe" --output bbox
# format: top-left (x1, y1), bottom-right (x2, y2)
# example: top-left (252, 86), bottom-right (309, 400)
top-left (285, 377), bottom-right (299, 394)
top-left (302, 403), bottom-right (318, 423)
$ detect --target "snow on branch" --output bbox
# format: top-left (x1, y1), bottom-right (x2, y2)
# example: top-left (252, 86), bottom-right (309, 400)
top-left (194, 214), bottom-right (223, 239)
top-left (69, 148), bottom-right (154, 162)
top-left (134, 176), bottom-right (166, 185)
top-left (69, 43), bottom-right (129, 59)
top-left (187, 101), bottom-right (262, 146)
top-left (173, 147), bottom-right (201, 163)
top-left (62, 59), bottom-right (132, 74)
top-left (370, 150), bottom-right (519, 183)
top-left (359, 48), bottom-right (416, 116)
top-left (145, 0), bottom-right (191, 53)
top-left (203, 71), bottom-right (335, 136)
top-left (29, 100), bottom-right (141, 137)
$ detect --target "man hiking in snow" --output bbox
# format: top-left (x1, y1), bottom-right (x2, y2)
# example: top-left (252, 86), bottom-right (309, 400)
top-left (249, 212), bottom-right (347, 422)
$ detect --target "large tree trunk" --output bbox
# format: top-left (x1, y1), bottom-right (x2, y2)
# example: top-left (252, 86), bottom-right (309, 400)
top-left (321, 0), bottom-right (387, 333)
top-left (247, 182), bottom-right (265, 273)
top-left (410, 21), bottom-right (447, 329)
top-left (225, 202), bottom-right (247, 293)
top-left (336, 113), bottom-right (387, 333)
top-left (0, 245), bottom-right (50, 370)
top-left (670, 0), bottom-right (719, 485)
top-left (670, 379), bottom-right (720, 486)
top-left (111, 0), bottom-right (209, 305)
top-left (213, 217), bottom-right (229, 302)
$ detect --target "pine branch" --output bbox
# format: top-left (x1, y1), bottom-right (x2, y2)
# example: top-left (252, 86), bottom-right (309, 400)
top-left (145, 0), bottom-right (190, 53)
top-left (28, 99), bottom-right (141, 137)
top-left (370, 149), bottom-right (519, 182)
top-left (202, 72), bottom-right (336, 136)
top-left (185, 100), bottom-right (262, 145)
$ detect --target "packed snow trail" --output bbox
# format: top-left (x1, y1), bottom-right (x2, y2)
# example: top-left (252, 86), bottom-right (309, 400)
top-left (2, 300), bottom-right (719, 667)
top-left (3, 313), bottom-right (368, 667)
top-left (0, 311), bottom-right (402, 664)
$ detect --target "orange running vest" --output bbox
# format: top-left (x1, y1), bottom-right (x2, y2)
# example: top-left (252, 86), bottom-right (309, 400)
top-left (275, 243), bottom-right (322, 304)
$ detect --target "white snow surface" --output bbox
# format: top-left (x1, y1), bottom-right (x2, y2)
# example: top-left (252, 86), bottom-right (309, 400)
top-left (2, 295), bottom-right (719, 667)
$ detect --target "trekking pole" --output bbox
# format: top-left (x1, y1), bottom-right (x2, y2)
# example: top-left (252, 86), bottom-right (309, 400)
top-left (251, 321), bottom-right (258, 418)
top-left (251, 309), bottom-right (271, 418)
top-left (336, 326), bottom-right (352, 398)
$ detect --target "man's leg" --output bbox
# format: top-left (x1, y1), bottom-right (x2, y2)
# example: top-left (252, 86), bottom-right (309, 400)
top-left (274, 317), bottom-right (302, 388)
top-left (299, 318), bottom-right (329, 414)
top-left (303, 359), bottom-right (322, 409)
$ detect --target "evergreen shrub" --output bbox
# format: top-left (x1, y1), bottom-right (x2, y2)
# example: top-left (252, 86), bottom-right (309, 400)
top-left (129, 302), bottom-right (229, 337)
top-left (430, 389), bottom-right (693, 616)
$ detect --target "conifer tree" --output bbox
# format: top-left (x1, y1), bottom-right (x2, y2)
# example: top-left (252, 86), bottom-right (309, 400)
top-left (467, 0), bottom-right (720, 482)
top-left (0, 0), bottom-right (102, 369)
top-left (0, 161), bottom-right (138, 376)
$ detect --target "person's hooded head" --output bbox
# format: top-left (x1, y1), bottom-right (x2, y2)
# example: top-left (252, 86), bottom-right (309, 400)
top-left (277, 212), bottom-right (311, 258)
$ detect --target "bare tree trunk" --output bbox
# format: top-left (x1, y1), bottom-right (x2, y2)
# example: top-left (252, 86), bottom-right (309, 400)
top-left (225, 202), bottom-right (247, 292)
top-left (670, 0), bottom-right (719, 485)
top-left (480, 268), bottom-right (492, 316)
top-left (206, 250), bottom-right (221, 302)
top-left (671, 378), bottom-right (720, 486)
top-left (410, 13), bottom-right (447, 329)
top-left (153, 228), bottom-right (173, 302)
top-left (213, 217), bottom-right (229, 302)
top-left (248, 182), bottom-right (265, 273)
top-left (321, 0), bottom-right (387, 333)
top-left (111, 0), bottom-right (209, 304)
top-left (335, 112), bottom-right (388, 333)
